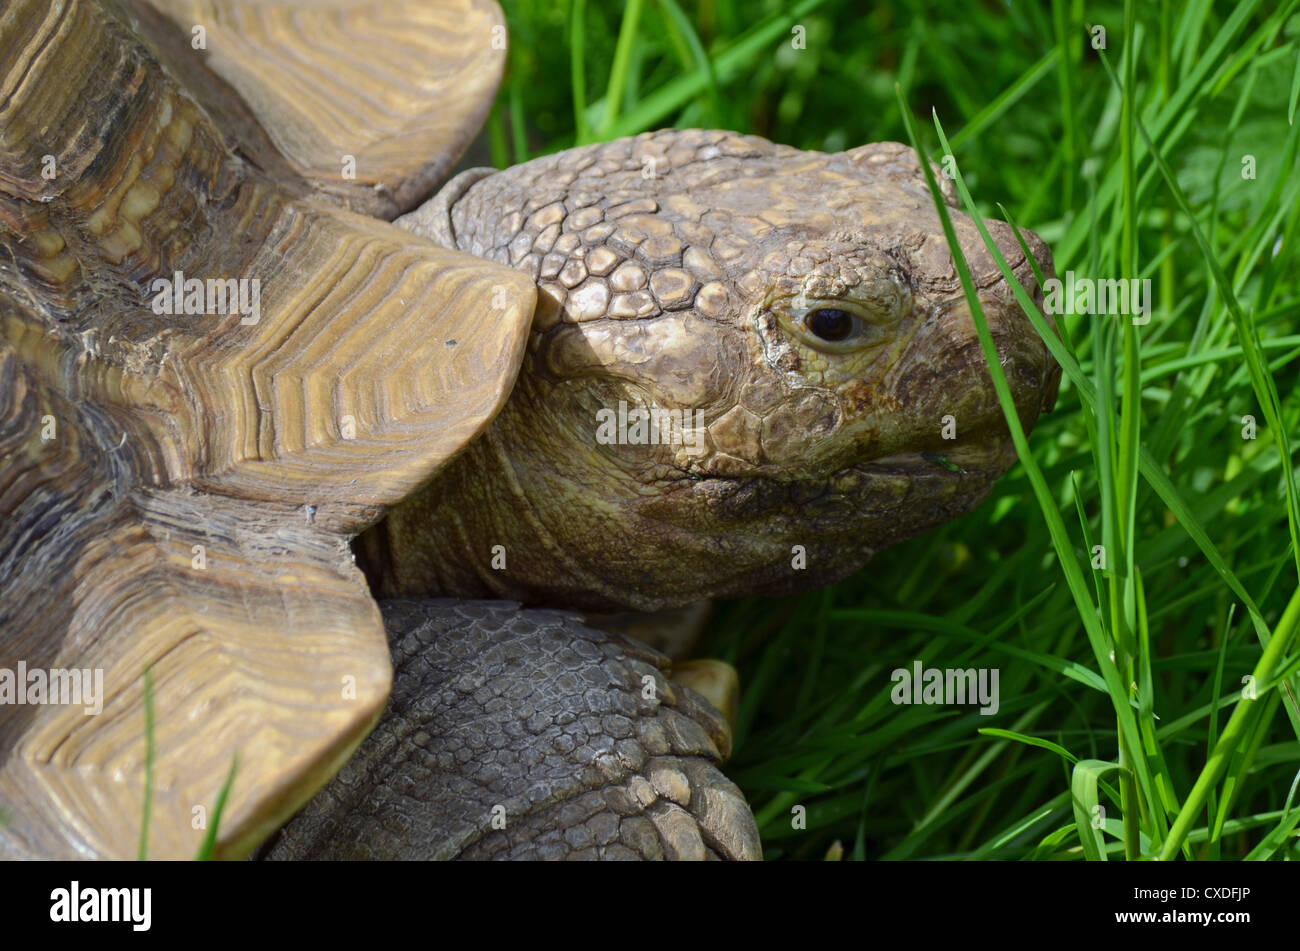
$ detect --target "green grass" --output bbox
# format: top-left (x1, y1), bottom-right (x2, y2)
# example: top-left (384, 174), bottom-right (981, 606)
top-left (194, 756), bottom-right (238, 862)
top-left (495, 0), bottom-right (1300, 860)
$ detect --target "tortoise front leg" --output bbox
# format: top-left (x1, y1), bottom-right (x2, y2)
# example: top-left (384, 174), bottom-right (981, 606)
top-left (261, 600), bottom-right (760, 860)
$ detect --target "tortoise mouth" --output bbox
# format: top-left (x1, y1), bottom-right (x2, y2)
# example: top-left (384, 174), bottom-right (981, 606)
top-left (846, 440), bottom-right (1020, 480)
top-left (665, 444), bottom-right (1008, 511)
top-left (658, 438), bottom-right (1018, 533)
top-left (623, 440), bottom-right (1020, 607)
top-left (676, 438), bottom-right (1017, 495)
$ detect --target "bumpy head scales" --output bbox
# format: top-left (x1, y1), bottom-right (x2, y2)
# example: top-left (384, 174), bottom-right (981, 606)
top-left (369, 129), bottom-right (1060, 612)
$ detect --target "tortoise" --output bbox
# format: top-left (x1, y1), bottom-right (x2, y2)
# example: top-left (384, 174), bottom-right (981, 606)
top-left (0, 0), bottom-right (1060, 860)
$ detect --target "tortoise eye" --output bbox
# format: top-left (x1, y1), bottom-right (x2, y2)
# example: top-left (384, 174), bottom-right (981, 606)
top-left (806, 307), bottom-right (855, 341)
top-left (780, 290), bottom-right (902, 353)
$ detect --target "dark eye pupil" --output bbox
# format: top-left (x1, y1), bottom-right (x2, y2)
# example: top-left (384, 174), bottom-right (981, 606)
top-left (807, 308), bottom-right (853, 341)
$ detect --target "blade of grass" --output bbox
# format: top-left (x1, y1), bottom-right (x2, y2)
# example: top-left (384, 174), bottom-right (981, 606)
top-left (1071, 760), bottom-right (1126, 861)
top-left (978, 728), bottom-right (1079, 765)
top-left (654, 0), bottom-right (721, 128)
top-left (194, 757), bottom-right (238, 861)
top-left (598, 0), bottom-right (647, 138)
top-left (1243, 765), bottom-right (1300, 859)
top-left (569, 0), bottom-right (591, 145)
top-left (1289, 46), bottom-right (1300, 126)
top-left (949, 48), bottom-right (1060, 151)
top-left (598, 0), bottom-right (827, 138)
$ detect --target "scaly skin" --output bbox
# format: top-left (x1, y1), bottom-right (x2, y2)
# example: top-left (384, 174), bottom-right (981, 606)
top-left (265, 600), bottom-right (759, 860)
top-left (360, 129), bottom-right (1060, 612)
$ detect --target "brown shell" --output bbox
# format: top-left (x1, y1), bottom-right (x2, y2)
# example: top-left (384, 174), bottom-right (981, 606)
top-left (0, 0), bottom-right (534, 858)
top-left (130, 0), bottom-right (509, 217)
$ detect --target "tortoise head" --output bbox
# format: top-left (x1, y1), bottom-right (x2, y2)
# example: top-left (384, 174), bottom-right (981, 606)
top-left (371, 130), bottom-right (1060, 612)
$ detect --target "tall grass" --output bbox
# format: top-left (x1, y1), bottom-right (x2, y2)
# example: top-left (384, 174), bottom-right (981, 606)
top-left (497, 0), bottom-right (1300, 859)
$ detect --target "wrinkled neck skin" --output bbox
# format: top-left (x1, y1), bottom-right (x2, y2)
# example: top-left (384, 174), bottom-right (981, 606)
top-left (357, 131), bottom-right (1059, 613)
top-left (362, 370), bottom-right (847, 613)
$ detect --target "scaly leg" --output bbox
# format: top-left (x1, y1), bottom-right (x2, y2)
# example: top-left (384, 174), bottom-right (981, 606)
top-left (263, 600), bottom-right (760, 860)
